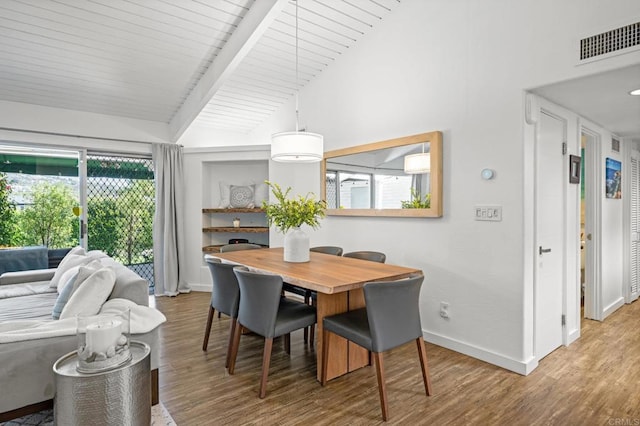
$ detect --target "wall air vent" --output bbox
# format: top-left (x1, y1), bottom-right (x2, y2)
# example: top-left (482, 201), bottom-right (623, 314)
top-left (612, 138), bottom-right (620, 153)
top-left (580, 21), bottom-right (639, 60)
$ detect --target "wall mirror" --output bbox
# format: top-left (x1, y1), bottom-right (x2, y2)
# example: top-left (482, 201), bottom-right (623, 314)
top-left (321, 131), bottom-right (442, 217)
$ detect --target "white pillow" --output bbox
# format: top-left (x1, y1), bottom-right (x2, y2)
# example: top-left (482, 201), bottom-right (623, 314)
top-left (254, 182), bottom-right (269, 207)
top-left (87, 250), bottom-right (109, 260)
top-left (49, 253), bottom-right (91, 289)
top-left (71, 260), bottom-right (104, 291)
top-left (59, 267), bottom-right (116, 319)
top-left (219, 181), bottom-right (231, 208)
top-left (56, 265), bottom-right (81, 293)
top-left (68, 246), bottom-right (86, 257)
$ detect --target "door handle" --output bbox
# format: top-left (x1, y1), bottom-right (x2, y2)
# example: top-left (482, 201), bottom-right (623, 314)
top-left (539, 246), bottom-right (552, 255)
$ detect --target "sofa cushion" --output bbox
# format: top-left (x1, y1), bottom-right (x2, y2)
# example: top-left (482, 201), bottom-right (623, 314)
top-left (52, 260), bottom-right (102, 319)
top-left (56, 265), bottom-right (81, 294)
top-left (51, 276), bottom-right (76, 320)
top-left (57, 260), bottom-right (102, 294)
top-left (100, 257), bottom-right (149, 307)
top-left (48, 247), bottom-right (87, 289)
top-left (59, 268), bottom-right (116, 320)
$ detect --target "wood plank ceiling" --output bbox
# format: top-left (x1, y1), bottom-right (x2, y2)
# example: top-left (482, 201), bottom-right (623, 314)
top-left (0, 0), bottom-right (401, 140)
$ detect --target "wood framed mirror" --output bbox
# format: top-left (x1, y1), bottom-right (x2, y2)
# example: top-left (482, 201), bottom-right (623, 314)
top-left (321, 131), bottom-right (442, 217)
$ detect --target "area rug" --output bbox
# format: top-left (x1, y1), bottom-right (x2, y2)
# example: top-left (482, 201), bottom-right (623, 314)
top-left (1, 402), bottom-right (176, 426)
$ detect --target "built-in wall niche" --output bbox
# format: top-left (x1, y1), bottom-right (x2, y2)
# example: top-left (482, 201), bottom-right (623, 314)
top-left (201, 160), bottom-right (269, 251)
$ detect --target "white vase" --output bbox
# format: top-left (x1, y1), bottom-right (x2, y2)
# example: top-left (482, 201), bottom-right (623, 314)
top-left (284, 227), bottom-right (310, 263)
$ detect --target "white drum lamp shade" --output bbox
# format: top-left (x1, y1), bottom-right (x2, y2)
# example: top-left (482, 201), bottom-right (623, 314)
top-left (404, 153), bottom-right (431, 174)
top-left (271, 131), bottom-right (324, 163)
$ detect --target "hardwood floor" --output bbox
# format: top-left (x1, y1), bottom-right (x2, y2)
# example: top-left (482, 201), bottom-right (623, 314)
top-left (153, 292), bottom-right (640, 425)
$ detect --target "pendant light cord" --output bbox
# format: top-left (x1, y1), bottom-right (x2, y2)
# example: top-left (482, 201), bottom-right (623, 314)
top-left (295, 0), bottom-right (300, 132)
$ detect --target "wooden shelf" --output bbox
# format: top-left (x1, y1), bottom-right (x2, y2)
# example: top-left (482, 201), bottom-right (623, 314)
top-left (203, 244), bottom-right (268, 253)
top-left (202, 207), bottom-right (269, 251)
top-left (202, 226), bottom-right (269, 233)
top-left (202, 208), bottom-right (265, 213)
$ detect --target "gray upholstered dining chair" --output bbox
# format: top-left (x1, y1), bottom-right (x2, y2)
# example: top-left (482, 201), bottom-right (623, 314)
top-left (310, 246), bottom-right (344, 256)
top-left (202, 258), bottom-right (241, 368)
top-left (343, 250), bottom-right (386, 263)
top-left (321, 275), bottom-right (432, 421)
top-left (214, 243), bottom-right (261, 318)
top-left (219, 243), bottom-right (262, 253)
top-left (229, 268), bottom-right (317, 398)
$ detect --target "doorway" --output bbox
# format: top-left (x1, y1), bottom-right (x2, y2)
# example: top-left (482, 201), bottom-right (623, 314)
top-left (581, 130), bottom-right (599, 320)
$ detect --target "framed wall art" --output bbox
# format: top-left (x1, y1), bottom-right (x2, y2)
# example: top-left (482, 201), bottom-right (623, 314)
top-left (605, 157), bottom-right (622, 199)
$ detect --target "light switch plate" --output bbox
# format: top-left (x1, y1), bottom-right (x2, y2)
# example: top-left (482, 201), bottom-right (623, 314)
top-left (474, 205), bottom-right (502, 221)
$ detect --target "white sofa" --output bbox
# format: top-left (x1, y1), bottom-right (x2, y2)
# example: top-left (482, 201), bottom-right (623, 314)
top-left (0, 255), bottom-right (163, 422)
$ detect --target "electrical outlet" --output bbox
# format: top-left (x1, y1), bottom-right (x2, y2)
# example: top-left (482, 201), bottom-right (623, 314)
top-left (439, 302), bottom-right (450, 319)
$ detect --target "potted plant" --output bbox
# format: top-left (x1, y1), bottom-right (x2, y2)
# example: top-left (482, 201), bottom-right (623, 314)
top-left (401, 188), bottom-right (431, 209)
top-left (262, 181), bottom-right (326, 262)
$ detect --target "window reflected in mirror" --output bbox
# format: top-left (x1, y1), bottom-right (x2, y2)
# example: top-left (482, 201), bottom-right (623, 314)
top-left (321, 131), bottom-right (442, 217)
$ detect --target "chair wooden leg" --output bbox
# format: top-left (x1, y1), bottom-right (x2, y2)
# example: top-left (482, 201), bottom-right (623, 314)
top-left (321, 328), bottom-right (330, 386)
top-left (284, 333), bottom-right (291, 354)
top-left (416, 337), bottom-right (433, 396)
top-left (309, 324), bottom-right (315, 348)
top-left (228, 320), bottom-right (243, 374)
top-left (218, 311), bottom-right (221, 319)
top-left (259, 338), bottom-right (274, 398)
top-left (225, 318), bottom-right (237, 368)
top-left (304, 326), bottom-right (309, 343)
top-left (202, 306), bottom-right (215, 351)
top-left (373, 352), bottom-right (389, 421)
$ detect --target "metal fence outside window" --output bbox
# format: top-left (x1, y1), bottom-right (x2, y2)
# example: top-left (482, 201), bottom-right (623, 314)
top-left (86, 154), bottom-right (155, 293)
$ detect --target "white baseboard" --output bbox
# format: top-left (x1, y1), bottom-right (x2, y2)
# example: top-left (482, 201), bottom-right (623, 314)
top-left (566, 327), bottom-right (580, 345)
top-left (189, 283), bottom-right (211, 292)
top-left (423, 330), bottom-right (537, 376)
top-left (602, 297), bottom-right (625, 319)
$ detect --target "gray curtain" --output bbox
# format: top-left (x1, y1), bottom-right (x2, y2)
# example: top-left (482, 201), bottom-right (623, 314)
top-left (152, 143), bottom-right (190, 296)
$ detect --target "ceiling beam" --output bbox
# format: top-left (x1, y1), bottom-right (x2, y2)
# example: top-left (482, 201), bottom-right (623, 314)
top-left (169, 0), bottom-right (288, 142)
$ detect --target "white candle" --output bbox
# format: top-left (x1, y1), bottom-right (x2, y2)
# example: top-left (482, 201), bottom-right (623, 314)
top-left (86, 320), bottom-right (122, 355)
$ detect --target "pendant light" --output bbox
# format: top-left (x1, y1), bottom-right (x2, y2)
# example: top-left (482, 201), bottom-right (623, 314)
top-left (404, 143), bottom-right (430, 174)
top-left (271, 0), bottom-right (323, 163)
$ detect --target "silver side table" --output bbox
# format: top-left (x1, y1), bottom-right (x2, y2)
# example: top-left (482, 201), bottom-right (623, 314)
top-left (53, 341), bottom-right (151, 426)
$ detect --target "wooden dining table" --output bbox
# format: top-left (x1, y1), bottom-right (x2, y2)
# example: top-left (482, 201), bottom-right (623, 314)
top-left (209, 247), bottom-right (423, 382)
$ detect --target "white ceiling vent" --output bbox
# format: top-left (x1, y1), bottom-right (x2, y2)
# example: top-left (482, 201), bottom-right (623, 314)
top-left (580, 21), bottom-right (639, 61)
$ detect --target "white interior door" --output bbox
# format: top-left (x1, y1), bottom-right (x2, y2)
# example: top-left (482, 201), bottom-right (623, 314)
top-left (535, 111), bottom-right (566, 360)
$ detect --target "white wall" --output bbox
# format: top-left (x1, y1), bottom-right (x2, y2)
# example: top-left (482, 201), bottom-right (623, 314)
top-left (247, 0), bottom-right (640, 373)
top-left (595, 128), bottom-right (625, 317)
top-left (0, 100), bottom-right (170, 144)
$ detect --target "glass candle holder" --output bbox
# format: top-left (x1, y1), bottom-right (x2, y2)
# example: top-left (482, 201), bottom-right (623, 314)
top-left (76, 310), bottom-right (131, 373)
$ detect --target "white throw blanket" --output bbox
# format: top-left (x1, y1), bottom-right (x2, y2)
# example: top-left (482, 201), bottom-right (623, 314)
top-left (0, 298), bottom-right (166, 343)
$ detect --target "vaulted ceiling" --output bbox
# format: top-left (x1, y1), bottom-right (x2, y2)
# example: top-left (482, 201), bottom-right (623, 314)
top-left (0, 0), bottom-right (401, 142)
top-left (1, 1), bottom-right (638, 143)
